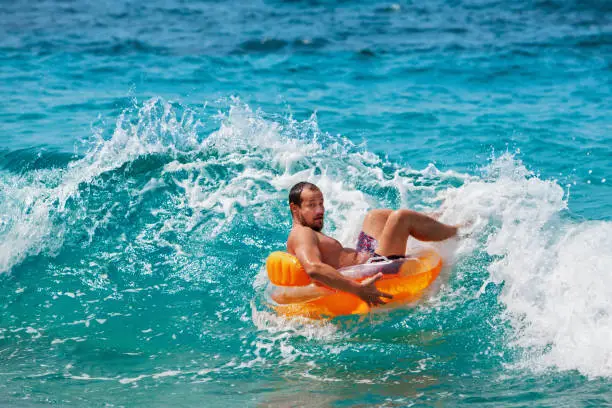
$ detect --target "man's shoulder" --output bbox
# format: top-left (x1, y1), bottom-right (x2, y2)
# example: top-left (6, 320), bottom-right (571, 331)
top-left (289, 225), bottom-right (319, 241)
top-left (287, 226), bottom-right (323, 252)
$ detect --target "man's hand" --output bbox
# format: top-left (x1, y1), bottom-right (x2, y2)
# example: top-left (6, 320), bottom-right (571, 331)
top-left (355, 273), bottom-right (393, 306)
top-left (291, 227), bottom-right (393, 306)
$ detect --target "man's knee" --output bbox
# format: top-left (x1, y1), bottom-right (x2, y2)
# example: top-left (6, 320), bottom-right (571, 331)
top-left (387, 209), bottom-right (416, 227)
top-left (364, 209), bottom-right (392, 223)
top-left (362, 209), bottom-right (393, 236)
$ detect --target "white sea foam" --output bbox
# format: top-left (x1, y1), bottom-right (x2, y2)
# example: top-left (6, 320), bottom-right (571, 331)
top-left (251, 302), bottom-right (341, 342)
top-left (0, 97), bottom-right (201, 274)
top-left (438, 153), bottom-right (612, 378)
top-left (253, 142), bottom-right (612, 378)
top-left (0, 98), bottom-right (460, 273)
top-left (514, 222), bottom-right (612, 377)
top-left (3, 98), bottom-right (611, 380)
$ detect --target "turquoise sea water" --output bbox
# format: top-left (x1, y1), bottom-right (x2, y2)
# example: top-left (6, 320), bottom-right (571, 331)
top-left (1, 0), bottom-right (611, 406)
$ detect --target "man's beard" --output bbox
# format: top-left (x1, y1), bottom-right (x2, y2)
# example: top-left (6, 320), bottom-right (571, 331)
top-left (299, 214), bottom-right (323, 232)
top-left (310, 222), bottom-right (323, 232)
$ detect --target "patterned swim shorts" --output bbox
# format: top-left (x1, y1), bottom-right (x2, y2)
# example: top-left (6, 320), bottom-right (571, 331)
top-left (356, 231), bottom-right (378, 255)
top-left (356, 231), bottom-right (406, 260)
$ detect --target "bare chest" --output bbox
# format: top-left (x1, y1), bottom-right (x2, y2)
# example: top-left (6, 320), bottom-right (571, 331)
top-left (287, 229), bottom-right (363, 269)
top-left (316, 234), bottom-right (344, 268)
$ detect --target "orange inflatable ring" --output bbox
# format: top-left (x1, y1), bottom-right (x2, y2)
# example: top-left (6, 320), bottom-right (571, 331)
top-left (265, 250), bottom-right (443, 319)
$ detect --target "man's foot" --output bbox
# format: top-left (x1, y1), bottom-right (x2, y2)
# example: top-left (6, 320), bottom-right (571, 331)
top-left (455, 218), bottom-right (476, 238)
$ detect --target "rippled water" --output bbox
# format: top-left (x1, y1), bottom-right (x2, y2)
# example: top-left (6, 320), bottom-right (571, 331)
top-left (1, 0), bottom-right (611, 406)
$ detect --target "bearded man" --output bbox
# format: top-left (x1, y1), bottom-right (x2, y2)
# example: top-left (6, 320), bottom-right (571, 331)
top-left (286, 182), bottom-right (459, 306)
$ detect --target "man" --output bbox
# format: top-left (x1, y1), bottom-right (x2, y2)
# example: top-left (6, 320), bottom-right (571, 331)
top-left (286, 181), bottom-right (459, 307)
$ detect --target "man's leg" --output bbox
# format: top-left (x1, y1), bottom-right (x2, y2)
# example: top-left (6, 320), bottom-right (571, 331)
top-left (362, 209), bottom-right (458, 256)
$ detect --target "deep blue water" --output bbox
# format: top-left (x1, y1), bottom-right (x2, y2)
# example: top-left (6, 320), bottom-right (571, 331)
top-left (1, 0), bottom-right (611, 406)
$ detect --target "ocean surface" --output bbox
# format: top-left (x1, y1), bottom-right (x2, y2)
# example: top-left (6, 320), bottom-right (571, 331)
top-left (1, 0), bottom-right (611, 406)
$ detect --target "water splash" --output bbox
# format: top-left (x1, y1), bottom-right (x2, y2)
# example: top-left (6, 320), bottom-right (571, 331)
top-left (2, 98), bottom-right (611, 389)
top-left (438, 153), bottom-right (612, 377)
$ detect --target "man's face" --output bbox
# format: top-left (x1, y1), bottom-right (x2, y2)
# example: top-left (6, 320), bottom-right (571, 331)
top-left (293, 188), bottom-right (325, 232)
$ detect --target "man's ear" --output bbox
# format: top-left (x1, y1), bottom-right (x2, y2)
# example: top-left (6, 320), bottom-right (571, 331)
top-left (289, 202), bottom-right (299, 215)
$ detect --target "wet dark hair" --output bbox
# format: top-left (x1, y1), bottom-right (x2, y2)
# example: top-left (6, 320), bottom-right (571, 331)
top-left (289, 182), bottom-right (320, 206)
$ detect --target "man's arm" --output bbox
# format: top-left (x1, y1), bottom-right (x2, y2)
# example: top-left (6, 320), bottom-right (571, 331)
top-left (292, 228), bottom-right (392, 306)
